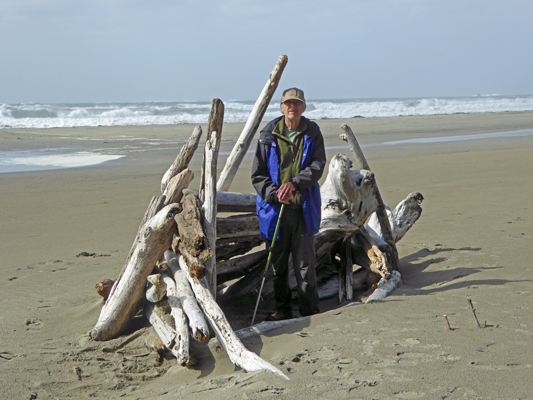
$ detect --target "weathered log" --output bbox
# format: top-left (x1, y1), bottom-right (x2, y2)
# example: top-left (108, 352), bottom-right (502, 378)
top-left (164, 250), bottom-right (210, 342)
top-left (113, 195), bottom-right (167, 295)
top-left (365, 270), bottom-right (401, 303)
top-left (160, 274), bottom-right (190, 366)
top-left (365, 192), bottom-right (424, 243)
top-left (216, 235), bottom-right (265, 262)
top-left (217, 250), bottom-right (268, 284)
top-left (174, 193), bottom-right (211, 279)
top-left (202, 131), bottom-right (219, 297)
top-left (90, 204), bottom-right (181, 341)
top-left (161, 125), bottom-right (202, 195)
top-left (341, 124), bottom-right (401, 272)
top-left (145, 274), bottom-right (167, 303)
top-left (217, 55), bottom-right (288, 192)
top-left (163, 168), bottom-right (194, 206)
top-left (178, 255), bottom-right (288, 379)
top-left (143, 301), bottom-right (176, 349)
top-left (319, 153), bottom-right (378, 235)
top-left (199, 99), bottom-right (224, 201)
top-left (183, 189), bottom-right (257, 213)
top-left (217, 213), bottom-right (259, 239)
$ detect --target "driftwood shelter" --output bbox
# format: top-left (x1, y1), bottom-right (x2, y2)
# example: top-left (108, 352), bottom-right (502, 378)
top-left (90, 55), bottom-right (424, 379)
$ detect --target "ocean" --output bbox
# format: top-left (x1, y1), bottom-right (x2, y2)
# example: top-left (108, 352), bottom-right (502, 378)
top-left (2, 94), bottom-right (533, 129)
top-left (1, 94), bottom-right (532, 173)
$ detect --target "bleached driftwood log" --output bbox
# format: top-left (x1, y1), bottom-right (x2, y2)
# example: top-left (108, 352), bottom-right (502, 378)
top-left (144, 301), bottom-right (176, 349)
top-left (164, 250), bottom-right (210, 342)
top-left (184, 189), bottom-right (256, 213)
top-left (200, 99), bottom-right (224, 200)
top-left (160, 273), bottom-right (190, 366)
top-left (217, 213), bottom-right (259, 239)
top-left (90, 204), bottom-right (181, 341)
top-left (341, 124), bottom-right (401, 271)
top-left (217, 55), bottom-right (288, 192)
top-left (161, 125), bottom-right (202, 195)
top-left (178, 255), bottom-right (288, 380)
top-left (319, 153), bottom-right (378, 236)
top-left (202, 131), bottom-right (219, 297)
top-left (365, 192), bottom-right (424, 244)
top-left (163, 168), bottom-right (194, 206)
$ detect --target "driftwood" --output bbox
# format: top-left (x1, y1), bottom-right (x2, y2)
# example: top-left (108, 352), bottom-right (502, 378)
top-left (161, 125), bottom-right (202, 195)
top-left (199, 99), bottom-right (224, 201)
top-left (174, 193), bottom-right (211, 279)
top-left (341, 124), bottom-right (401, 272)
top-left (145, 274), bottom-right (167, 303)
top-left (217, 55), bottom-right (288, 192)
top-left (177, 254), bottom-right (288, 379)
top-left (163, 169), bottom-right (194, 206)
top-left (160, 273), bottom-right (190, 365)
top-left (183, 189), bottom-right (256, 213)
top-left (217, 213), bottom-right (259, 239)
top-left (90, 204), bottom-right (181, 341)
top-left (164, 250), bottom-right (210, 342)
top-left (202, 131), bottom-right (219, 297)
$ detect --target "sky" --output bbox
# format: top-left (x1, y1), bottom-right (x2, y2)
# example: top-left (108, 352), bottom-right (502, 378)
top-left (1, 0), bottom-right (532, 103)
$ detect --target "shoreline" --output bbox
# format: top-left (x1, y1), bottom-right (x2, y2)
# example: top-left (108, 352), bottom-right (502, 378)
top-left (1, 110), bottom-right (533, 399)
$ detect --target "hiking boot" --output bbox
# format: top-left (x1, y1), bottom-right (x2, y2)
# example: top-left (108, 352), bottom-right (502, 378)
top-left (265, 311), bottom-right (293, 322)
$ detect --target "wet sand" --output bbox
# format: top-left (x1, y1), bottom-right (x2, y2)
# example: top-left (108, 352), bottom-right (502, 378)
top-left (1, 111), bottom-right (533, 399)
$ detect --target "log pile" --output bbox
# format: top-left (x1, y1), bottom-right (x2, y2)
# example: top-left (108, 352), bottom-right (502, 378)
top-left (90, 55), bottom-right (424, 379)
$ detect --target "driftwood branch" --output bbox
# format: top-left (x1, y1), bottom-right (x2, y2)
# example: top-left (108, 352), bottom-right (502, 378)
top-left (161, 125), bottom-right (202, 195)
top-left (164, 250), bottom-right (209, 342)
top-left (90, 204), bottom-right (181, 341)
top-left (340, 124), bottom-right (401, 272)
top-left (200, 99), bottom-right (224, 200)
top-left (202, 131), bottom-right (219, 297)
top-left (217, 55), bottom-right (288, 192)
top-left (178, 255), bottom-right (288, 379)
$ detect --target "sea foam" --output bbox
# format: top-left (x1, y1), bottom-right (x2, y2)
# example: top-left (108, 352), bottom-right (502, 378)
top-left (1, 95), bottom-right (532, 129)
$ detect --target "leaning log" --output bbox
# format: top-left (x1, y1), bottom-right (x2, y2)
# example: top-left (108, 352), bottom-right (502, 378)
top-left (164, 250), bottom-right (210, 342)
top-left (202, 131), bottom-right (219, 297)
top-left (163, 168), bottom-right (194, 206)
top-left (161, 125), bottom-right (202, 195)
top-left (341, 124), bottom-right (401, 272)
top-left (160, 274), bottom-right (190, 366)
top-left (178, 255), bottom-right (288, 379)
top-left (217, 55), bottom-right (288, 192)
top-left (199, 99), bottom-right (224, 201)
top-left (90, 204), bottom-right (181, 341)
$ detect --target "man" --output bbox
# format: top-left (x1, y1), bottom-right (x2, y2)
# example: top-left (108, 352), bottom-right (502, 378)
top-left (251, 87), bottom-right (326, 321)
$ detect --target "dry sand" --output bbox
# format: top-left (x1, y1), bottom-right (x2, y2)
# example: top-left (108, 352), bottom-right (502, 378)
top-left (1, 111), bottom-right (533, 399)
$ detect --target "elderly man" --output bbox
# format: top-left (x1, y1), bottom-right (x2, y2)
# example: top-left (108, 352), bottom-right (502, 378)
top-left (251, 87), bottom-right (326, 321)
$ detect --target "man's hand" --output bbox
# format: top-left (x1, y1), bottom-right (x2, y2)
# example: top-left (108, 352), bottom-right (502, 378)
top-left (277, 182), bottom-right (296, 204)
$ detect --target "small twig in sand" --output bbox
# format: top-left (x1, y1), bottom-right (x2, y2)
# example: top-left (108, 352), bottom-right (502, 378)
top-left (443, 315), bottom-right (453, 331)
top-left (467, 298), bottom-right (481, 328)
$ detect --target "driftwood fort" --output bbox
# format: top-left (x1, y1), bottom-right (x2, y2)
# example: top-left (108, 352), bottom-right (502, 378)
top-left (90, 55), bottom-right (424, 380)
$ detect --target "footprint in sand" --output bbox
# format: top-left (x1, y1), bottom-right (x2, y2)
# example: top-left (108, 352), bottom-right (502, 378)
top-left (25, 318), bottom-right (43, 330)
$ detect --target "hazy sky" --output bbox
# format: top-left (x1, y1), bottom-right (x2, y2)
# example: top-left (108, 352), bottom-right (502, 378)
top-left (2, 0), bottom-right (532, 103)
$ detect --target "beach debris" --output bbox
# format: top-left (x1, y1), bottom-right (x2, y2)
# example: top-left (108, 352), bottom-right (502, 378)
top-left (89, 55), bottom-right (424, 380)
top-left (443, 315), bottom-right (453, 331)
top-left (95, 279), bottom-right (115, 300)
top-left (467, 298), bottom-right (482, 328)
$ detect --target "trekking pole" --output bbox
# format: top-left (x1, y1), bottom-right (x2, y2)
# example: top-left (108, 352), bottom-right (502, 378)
top-left (251, 203), bottom-right (285, 326)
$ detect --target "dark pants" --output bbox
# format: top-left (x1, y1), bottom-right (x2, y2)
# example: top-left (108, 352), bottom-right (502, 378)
top-left (268, 208), bottom-right (319, 316)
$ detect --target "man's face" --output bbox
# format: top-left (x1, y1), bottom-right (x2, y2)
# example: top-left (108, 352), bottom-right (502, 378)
top-left (281, 99), bottom-right (306, 125)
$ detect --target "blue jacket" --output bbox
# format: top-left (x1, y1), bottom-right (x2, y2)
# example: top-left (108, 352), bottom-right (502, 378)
top-left (251, 116), bottom-right (326, 240)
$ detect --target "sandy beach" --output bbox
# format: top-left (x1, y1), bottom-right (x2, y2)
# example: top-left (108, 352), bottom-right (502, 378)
top-left (1, 111), bottom-right (533, 399)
